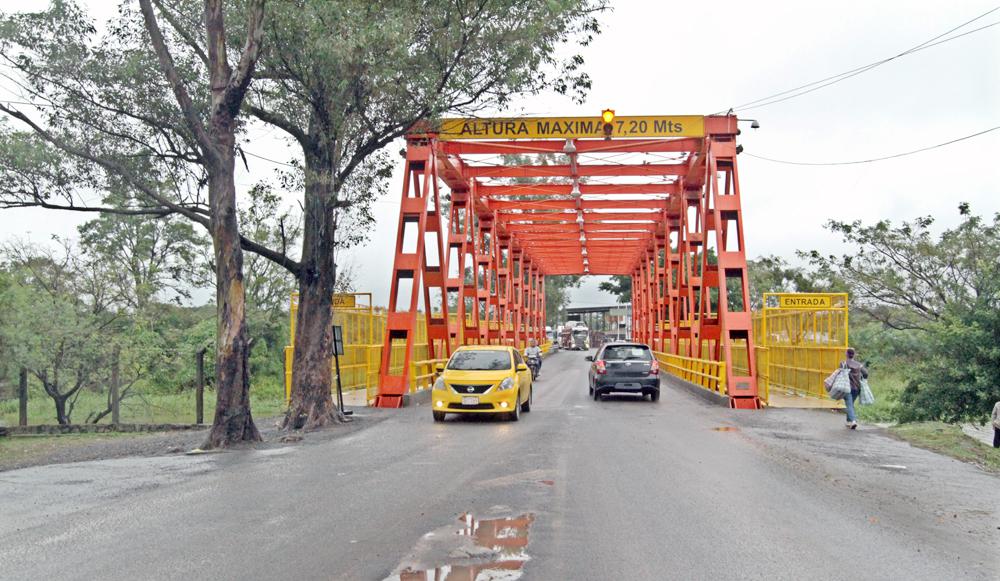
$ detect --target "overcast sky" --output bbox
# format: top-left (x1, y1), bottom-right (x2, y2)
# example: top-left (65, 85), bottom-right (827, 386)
top-left (1, 0), bottom-right (998, 309)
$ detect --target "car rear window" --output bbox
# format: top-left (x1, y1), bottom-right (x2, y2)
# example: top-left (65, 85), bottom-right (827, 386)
top-left (602, 345), bottom-right (652, 361)
top-left (447, 350), bottom-right (512, 371)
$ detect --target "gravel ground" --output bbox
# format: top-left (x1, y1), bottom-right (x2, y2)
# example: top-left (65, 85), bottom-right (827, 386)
top-left (0, 410), bottom-right (386, 472)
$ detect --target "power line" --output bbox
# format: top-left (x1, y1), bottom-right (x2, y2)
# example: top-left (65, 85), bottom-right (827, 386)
top-left (240, 148), bottom-right (298, 168)
top-left (718, 6), bottom-right (1000, 114)
top-left (743, 125), bottom-right (999, 166)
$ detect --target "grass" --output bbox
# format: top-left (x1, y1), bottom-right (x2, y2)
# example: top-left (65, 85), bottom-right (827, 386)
top-left (890, 421), bottom-right (1000, 474)
top-left (0, 432), bottom-right (137, 468)
top-left (0, 384), bottom-right (287, 427)
top-left (857, 371), bottom-right (905, 423)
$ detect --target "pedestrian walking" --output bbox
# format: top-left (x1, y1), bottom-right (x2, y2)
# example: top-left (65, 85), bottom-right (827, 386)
top-left (842, 348), bottom-right (868, 430)
top-left (992, 400), bottom-right (1000, 448)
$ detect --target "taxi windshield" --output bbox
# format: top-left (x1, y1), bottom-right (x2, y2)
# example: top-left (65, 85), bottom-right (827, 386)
top-left (447, 350), bottom-right (512, 371)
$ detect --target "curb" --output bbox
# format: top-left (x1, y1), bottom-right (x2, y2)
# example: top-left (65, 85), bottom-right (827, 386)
top-left (402, 388), bottom-right (432, 407)
top-left (662, 374), bottom-right (731, 407)
top-left (6, 423), bottom-right (207, 436)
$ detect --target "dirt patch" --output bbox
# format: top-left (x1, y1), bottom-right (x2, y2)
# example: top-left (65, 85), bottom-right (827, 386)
top-left (0, 409), bottom-right (388, 473)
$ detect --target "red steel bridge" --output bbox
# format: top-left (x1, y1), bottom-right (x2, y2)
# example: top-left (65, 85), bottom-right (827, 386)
top-left (376, 113), bottom-right (760, 409)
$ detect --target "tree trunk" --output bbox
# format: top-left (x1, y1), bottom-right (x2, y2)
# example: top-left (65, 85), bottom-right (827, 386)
top-left (202, 136), bottom-right (261, 448)
top-left (284, 140), bottom-right (342, 430)
top-left (53, 394), bottom-right (69, 426)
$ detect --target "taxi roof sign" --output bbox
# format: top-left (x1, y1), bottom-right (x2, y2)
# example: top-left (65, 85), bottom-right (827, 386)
top-left (433, 115), bottom-right (705, 141)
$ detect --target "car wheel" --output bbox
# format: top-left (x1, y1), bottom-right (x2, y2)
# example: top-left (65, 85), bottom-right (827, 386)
top-left (588, 382), bottom-right (593, 395)
top-left (650, 390), bottom-right (660, 402)
top-left (433, 410), bottom-right (446, 422)
top-left (509, 393), bottom-right (521, 421)
top-left (521, 385), bottom-right (532, 412)
top-left (593, 389), bottom-right (601, 401)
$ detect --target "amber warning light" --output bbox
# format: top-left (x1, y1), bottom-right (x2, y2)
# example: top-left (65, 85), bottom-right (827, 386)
top-left (601, 109), bottom-right (615, 139)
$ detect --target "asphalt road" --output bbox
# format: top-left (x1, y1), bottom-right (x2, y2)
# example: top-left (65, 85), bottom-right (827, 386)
top-left (1, 350), bottom-right (998, 580)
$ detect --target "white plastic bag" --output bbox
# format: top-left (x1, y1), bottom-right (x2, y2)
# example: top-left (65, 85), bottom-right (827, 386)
top-left (859, 378), bottom-right (876, 405)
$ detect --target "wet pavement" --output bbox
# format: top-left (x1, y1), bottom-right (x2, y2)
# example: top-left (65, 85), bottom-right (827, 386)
top-left (1, 350), bottom-right (998, 580)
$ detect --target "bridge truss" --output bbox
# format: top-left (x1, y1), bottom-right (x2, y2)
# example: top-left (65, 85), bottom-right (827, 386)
top-left (376, 114), bottom-right (760, 409)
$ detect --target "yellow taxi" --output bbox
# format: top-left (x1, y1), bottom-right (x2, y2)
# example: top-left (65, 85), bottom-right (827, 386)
top-left (432, 345), bottom-right (533, 422)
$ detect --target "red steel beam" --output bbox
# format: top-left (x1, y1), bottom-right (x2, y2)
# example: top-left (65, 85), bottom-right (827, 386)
top-left (441, 137), bottom-right (702, 155)
top-left (479, 183), bottom-right (678, 197)
top-left (491, 199), bottom-right (669, 211)
top-left (466, 164), bottom-right (687, 179)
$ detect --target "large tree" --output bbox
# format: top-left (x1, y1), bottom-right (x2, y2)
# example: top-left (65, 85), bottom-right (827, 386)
top-left (0, 0), bottom-right (270, 446)
top-left (802, 204), bottom-right (999, 331)
top-left (147, 0), bottom-right (606, 429)
top-left (598, 275), bottom-right (632, 304)
top-left (0, 241), bottom-right (113, 425)
top-left (806, 204), bottom-right (1000, 422)
top-left (77, 190), bottom-right (205, 311)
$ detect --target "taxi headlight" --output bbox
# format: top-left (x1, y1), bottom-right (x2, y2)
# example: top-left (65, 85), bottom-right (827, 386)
top-left (433, 377), bottom-right (445, 391)
top-left (497, 377), bottom-right (515, 391)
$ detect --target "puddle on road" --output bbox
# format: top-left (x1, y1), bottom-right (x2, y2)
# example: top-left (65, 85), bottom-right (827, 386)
top-left (712, 426), bottom-right (739, 432)
top-left (384, 512), bottom-right (535, 581)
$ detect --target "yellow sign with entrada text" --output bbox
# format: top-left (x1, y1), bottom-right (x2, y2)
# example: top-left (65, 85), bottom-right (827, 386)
top-left (332, 294), bottom-right (356, 309)
top-left (778, 295), bottom-right (832, 309)
top-left (435, 116), bottom-right (705, 140)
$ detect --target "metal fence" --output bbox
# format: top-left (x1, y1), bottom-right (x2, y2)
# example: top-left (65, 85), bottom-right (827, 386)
top-left (284, 292), bottom-right (552, 405)
top-left (653, 294), bottom-right (848, 405)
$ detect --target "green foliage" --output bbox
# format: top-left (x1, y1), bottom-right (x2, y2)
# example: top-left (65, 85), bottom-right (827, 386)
top-left (856, 370), bottom-right (904, 423)
top-left (805, 205), bottom-right (1000, 424)
top-left (545, 275), bottom-right (582, 325)
top-left (898, 306), bottom-right (1000, 424)
top-left (0, 243), bottom-right (114, 423)
top-left (848, 320), bottom-right (926, 369)
top-left (746, 255), bottom-right (837, 310)
top-left (598, 275), bottom-right (631, 303)
top-left (77, 193), bottom-right (206, 309)
top-left (803, 207), bottom-right (1000, 331)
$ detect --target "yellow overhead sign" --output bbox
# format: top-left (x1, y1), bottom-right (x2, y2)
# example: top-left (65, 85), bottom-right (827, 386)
top-left (332, 294), bottom-right (357, 309)
top-left (435, 115), bottom-right (705, 140)
top-left (777, 295), bottom-right (832, 309)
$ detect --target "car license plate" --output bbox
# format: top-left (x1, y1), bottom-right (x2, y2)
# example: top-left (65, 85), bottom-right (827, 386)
top-left (462, 396), bottom-right (479, 405)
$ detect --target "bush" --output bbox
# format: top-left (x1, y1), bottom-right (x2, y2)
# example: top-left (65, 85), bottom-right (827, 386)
top-left (898, 306), bottom-right (1000, 424)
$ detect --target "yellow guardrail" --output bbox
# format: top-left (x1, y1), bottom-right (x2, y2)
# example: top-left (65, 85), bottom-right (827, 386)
top-left (652, 351), bottom-right (727, 396)
top-left (758, 293), bottom-right (848, 401)
top-left (284, 290), bottom-right (553, 405)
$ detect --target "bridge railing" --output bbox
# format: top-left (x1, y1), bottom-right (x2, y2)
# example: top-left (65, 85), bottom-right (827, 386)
top-left (652, 351), bottom-right (727, 396)
top-left (284, 295), bottom-right (553, 405)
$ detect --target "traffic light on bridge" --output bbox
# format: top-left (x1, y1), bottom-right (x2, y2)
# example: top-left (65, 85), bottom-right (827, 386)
top-left (601, 109), bottom-right (615, 140)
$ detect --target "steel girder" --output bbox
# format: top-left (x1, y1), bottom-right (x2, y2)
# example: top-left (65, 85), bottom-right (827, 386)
top-left (377, 115), bottom-right (758, 408)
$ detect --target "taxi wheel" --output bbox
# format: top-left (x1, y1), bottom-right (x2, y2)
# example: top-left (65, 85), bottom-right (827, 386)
top-left (508, 392), bottom-right (521, 421)
top-left (521, 385), bottom-right (532, 413)
top-left (433, 411), bottom-right (446, 422)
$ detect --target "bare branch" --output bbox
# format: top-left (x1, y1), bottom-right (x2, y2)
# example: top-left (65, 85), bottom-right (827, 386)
top-left (138, 0), bottom-right (219, 165)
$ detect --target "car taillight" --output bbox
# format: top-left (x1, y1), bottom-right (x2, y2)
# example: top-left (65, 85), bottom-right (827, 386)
top-left (649, 359), bottom-right (659, 375)
top-left (595, 360), bottom-right (606, 374)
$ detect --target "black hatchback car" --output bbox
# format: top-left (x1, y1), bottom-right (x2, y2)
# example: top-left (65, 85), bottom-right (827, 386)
top-left (586, 342), bottom-right (660, 401)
